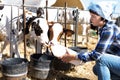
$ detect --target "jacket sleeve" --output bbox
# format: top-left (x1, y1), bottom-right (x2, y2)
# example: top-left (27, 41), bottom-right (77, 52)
top-left (77, 24), bottom-right (115, 62)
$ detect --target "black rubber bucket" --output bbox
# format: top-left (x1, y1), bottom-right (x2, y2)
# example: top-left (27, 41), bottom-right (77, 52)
top-left (29, 53), bottom-right (55, 80)
top-left (1, 58), bottom-right (28, 80)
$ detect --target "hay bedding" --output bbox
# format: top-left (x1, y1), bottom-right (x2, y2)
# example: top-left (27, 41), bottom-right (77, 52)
top-left (0, 39), bottom-right (97, 80)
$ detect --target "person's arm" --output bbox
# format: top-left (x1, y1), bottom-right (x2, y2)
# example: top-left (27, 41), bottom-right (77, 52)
top-left (78, 25), bottom-right (115, 62)
top-left (61, 25), bottom-right (115, 63)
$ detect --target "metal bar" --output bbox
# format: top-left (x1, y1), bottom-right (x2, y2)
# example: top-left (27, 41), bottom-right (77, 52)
top-left (23, 0), bottom-right (26, 58)
top-left (46, 0), bottom-right (48, 21)
top-left (74, 9), bottom-right (79, 47)
top-left (0, 3), bottom-right (21, 7)
top-left (10, 5), bottom-right (13, 57)
top-left (64, 2), bottom-right (67, 47)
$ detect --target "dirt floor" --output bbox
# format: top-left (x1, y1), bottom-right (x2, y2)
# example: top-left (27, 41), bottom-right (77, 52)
top-left (0, 36), bottom-right (98, 80)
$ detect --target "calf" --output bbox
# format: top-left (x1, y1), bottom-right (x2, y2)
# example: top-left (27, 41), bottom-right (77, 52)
top-left (48, 22), bottom-right (74, 45)
top-left (0, 5), bottom-right (35, 59)
top-left (25, 16), bottom-right (49, 53)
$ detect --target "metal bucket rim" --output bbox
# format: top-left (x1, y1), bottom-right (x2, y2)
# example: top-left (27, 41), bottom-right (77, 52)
top-left (1, 58), bottom-right (28, 67)
top-left (30, 54), bottom-right (54, 62)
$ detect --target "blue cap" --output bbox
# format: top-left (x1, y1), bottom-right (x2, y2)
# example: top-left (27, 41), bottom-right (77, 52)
top-left (88, 1), bottom-right (118, 20)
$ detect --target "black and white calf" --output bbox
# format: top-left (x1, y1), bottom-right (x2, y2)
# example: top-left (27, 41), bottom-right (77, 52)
top-left (25, 16), bottom-right (49, 53)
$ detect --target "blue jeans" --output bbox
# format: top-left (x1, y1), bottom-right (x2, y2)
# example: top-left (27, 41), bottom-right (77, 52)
top-left (93, 54), bottom-right (120, 80)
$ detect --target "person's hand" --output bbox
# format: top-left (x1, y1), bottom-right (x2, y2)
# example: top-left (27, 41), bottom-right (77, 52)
top-left (59, 49), bottom-right (77, 63)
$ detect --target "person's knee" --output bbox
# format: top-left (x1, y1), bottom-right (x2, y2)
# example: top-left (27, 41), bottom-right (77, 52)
top-left (93, 60), bottom-right (104, 75)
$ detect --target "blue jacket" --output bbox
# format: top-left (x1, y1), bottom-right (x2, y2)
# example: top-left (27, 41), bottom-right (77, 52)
top-left (78, 21), bottom-right (120, 62)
